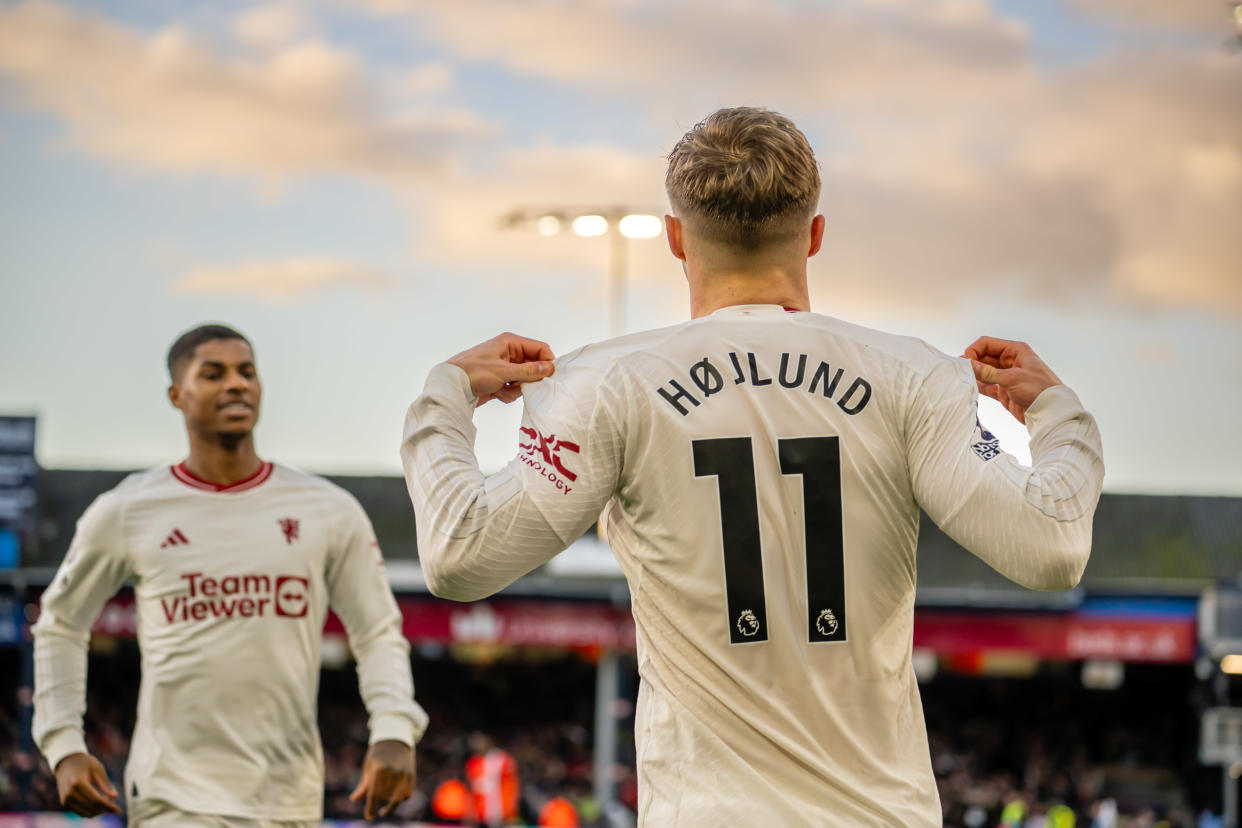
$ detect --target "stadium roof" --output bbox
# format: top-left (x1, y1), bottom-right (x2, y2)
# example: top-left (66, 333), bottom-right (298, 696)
top-left (18, 470), bottom-right (1242, 606)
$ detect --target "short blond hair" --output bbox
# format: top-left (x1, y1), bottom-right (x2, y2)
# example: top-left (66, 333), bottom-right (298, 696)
top-left (666, 107), bottom-right (820, 250)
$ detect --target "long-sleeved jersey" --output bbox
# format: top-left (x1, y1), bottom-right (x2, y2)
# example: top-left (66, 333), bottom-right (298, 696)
top-left (402, 304), bottom-right (1105, 827)
top-left (33, 461), bottom-right (428, 821)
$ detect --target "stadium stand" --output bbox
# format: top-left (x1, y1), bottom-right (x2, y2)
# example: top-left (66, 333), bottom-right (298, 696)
top-left (2, 469), bottom-right (1240, 825)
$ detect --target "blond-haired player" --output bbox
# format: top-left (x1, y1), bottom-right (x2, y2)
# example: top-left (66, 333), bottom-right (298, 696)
top-left (402, 108), bottom-right (1104, 826)
top-left (34, 324), bottom-right (428, 825)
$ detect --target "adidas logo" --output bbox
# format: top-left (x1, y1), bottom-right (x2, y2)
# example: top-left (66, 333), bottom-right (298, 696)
top-left (160, 529), bottom-right (190, 549)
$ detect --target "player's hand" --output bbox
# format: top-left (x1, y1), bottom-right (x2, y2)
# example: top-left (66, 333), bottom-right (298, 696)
top-left (447, 332), bottom-right (556, 406)
top-left (54, 752), bottom-right (121, 817)
top-left (962, 336), bottom-right (1063, 425)
top-left (350, 739), bottom-right (415, 820)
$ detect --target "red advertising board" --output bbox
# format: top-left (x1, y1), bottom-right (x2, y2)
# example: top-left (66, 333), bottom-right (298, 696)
top-left (912, 611), bottom-right (1196, 664)
top-left (86, 596), bottom-right (1195, 663)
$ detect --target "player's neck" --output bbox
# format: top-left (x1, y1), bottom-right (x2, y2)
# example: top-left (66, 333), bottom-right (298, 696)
top-left (688, 270), bottom-right (810, 319)
top-left (183, 435), bottom-right (263, 486)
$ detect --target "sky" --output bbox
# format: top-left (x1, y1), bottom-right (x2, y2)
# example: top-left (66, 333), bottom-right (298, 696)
top-left (0, 0), bottom-right (1239, 495)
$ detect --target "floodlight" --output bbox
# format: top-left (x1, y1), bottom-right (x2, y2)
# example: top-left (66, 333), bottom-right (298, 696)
top-left (1222, 654), bottom-right (1242, 674)
top-left (572, 215), bottom-right (608, 237)
top-left (619, 214), bottom-right (662, 239)
top-left (536, 215), bottom-right (561, 236)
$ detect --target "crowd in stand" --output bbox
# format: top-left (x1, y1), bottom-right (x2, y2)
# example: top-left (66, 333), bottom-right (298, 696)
top-left (0, 651), bottom-right (1225, 826)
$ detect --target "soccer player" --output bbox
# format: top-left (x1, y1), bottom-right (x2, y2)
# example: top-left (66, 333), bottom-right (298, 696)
top-left (33, 324), bottom-right (428, 824)
top-left (401, 108), bottom-right (1104, 826)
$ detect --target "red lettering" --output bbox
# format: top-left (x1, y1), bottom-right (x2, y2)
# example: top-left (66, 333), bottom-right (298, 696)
top-left (191, 603), bottom-right (207, 621)
top-left (201, 577), bottom-right (218, 597)
top-left (221, 576), bottom-right (239, 595)
top-left (181, 572), bottom-right (203, 597)
top-left (256, 598), bottom-right (270, 615)
top-left (210, 599), bottom-right (237, 618)
top-left (243, 574), bottom-right (270, 594)
top-left (160, 597), bottom-right (182, 623)
top-left (238, 598), bottom-right (255, 617)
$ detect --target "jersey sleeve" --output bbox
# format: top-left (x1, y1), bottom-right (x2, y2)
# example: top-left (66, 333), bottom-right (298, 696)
top-left (401, 359), bottom-right (623, 601)
top-left (32, 490), bottom-right (133, 770)
top-left (325, 494), bottom-right (428, 746)
top-left (906, 357), bottom-right (1105, 590)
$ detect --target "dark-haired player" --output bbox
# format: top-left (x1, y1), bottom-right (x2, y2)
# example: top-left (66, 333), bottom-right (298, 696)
top-left (402, 108), bottom-right (1104, 825)
top-left (34, 324), bottom-right (426, 824)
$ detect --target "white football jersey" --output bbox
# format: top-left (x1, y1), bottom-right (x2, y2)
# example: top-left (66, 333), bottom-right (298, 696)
top-left (33, 462), bottom-right (427, 821)
top-left (402, 304), bottom-right (1104, 827)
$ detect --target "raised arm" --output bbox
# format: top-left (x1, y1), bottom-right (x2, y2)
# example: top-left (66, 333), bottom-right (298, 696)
top-left (326, 494), bottom-right (428, 818)
top-left (908, 338), bottom-right (1105, 590)
top-left (32, 492), bottom-right (131, 816)
top-left (401, 334), bottom-right (621, 601)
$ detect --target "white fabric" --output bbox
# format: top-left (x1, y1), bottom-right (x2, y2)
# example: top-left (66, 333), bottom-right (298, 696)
top-left (402, 305), bottom-right (1105, 827)
top-left (129, 797), bottom-right (317, 828)
top-left (33, 463), bottom-right (427, 821)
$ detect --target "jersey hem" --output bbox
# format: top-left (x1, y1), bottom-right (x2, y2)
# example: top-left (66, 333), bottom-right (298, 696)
top-left (133, 788), bottom-right (321, 822)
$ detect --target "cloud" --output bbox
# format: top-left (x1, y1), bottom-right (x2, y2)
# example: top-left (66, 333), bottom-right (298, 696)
top-left (172, 258), bottom-right (396, 299)
top-left (0, 0), bottom-right (491, 184)
top-left (232, 4), bottom-right (307, 50)
top-left (373, 0), bottom-right (1034, 115)
top-left (367, 0), bottom-right (1241, 313)
top-left (1065, 0), bottom-right (1235, 32)
top-left (399, 62), bottom-right (455, 98)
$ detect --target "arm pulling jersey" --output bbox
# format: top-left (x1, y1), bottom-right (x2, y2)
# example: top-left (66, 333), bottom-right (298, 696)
top-left (402, 304), bottom-right (1104, 827)
top-left (33, 462), bottom-right (427, 821)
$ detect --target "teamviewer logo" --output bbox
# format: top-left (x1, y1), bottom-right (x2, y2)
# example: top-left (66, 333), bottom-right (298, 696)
top-left (274, 576), bottom-right (309, 618)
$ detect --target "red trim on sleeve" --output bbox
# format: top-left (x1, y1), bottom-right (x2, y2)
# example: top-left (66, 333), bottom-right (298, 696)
top-left (171, 461), bottom-right (274, 493)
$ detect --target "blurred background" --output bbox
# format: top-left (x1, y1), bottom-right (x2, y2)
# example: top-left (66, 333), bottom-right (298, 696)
top-left (1, 0), bottom-right (1240, 826)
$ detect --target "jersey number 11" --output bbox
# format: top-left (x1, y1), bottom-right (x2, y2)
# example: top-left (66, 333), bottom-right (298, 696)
top-left (693, 436), bottom-right (847, 646)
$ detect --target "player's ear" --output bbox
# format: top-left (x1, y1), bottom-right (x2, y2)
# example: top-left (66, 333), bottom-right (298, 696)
top-left (665, 215), bottom-right (686, 261)
top-left (168, 384), bottom-right (182, 411)
top-left (807, 214), bottom-right (826, 258)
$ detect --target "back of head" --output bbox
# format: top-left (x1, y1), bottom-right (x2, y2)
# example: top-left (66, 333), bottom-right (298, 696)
top-left (666, 107), bottom-right (820, 252)
top-left (167, 323), bottom-right (251, 383)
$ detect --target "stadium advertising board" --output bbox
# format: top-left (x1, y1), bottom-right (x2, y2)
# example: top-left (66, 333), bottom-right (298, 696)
top-left (82, 594), bottom-right (1194, 662)
top-left (0, 416), bottom-right (37, 569)
top-left (0, 818), bottom-right (454, 827)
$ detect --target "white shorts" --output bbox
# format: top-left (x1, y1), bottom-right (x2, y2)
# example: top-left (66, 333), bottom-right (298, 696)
top-left (128, 798), bottom-right (318, 828)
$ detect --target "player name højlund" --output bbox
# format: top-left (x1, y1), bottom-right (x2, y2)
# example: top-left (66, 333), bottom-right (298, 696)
top-left (656, 351), bottom-right (874, 417)
top-left (159, 571), bottom-right (310, 623)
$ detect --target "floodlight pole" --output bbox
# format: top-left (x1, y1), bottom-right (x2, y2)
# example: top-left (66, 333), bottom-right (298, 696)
top-left (607, 214), bottom-right (627, 338)
top-left (593, 649), bottom-right (620, 809)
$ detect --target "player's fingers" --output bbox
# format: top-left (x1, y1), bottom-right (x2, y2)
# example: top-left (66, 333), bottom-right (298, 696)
top-left (518, 338), bottom-right (556, 363)
top-left (91, 764), bottom-right (119, 799)
top-left (963, 336), bottom-right (1002, 361)
top-left (89, 781), bottom-right (122, 813)
top-left (349, 773), bottom-right (369, 802)
top-left (378, 773), bottom-right (413, 818)
top-left (502, 333), bottom-right (555, 364)
top-left (500, 359), bottom-right (554, 384)
top-left (970, 359), bottom-right (1000, 385)
top-left (965, 336), bottom-right (1025, 367)
top-left (363, 783), bottom-right (379, 820)
top-left (67, 786), bottom-right (116, 817)
top-left (972, 359), bottom-right (1025, 390)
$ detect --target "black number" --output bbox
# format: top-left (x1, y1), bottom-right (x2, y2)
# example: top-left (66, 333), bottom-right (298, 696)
top-left (779, 437), bottom-right (846, 643)
top-left (693, 438), bottom-right (768, 643)
top-left (694, 436), bottom-right (846, 644)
